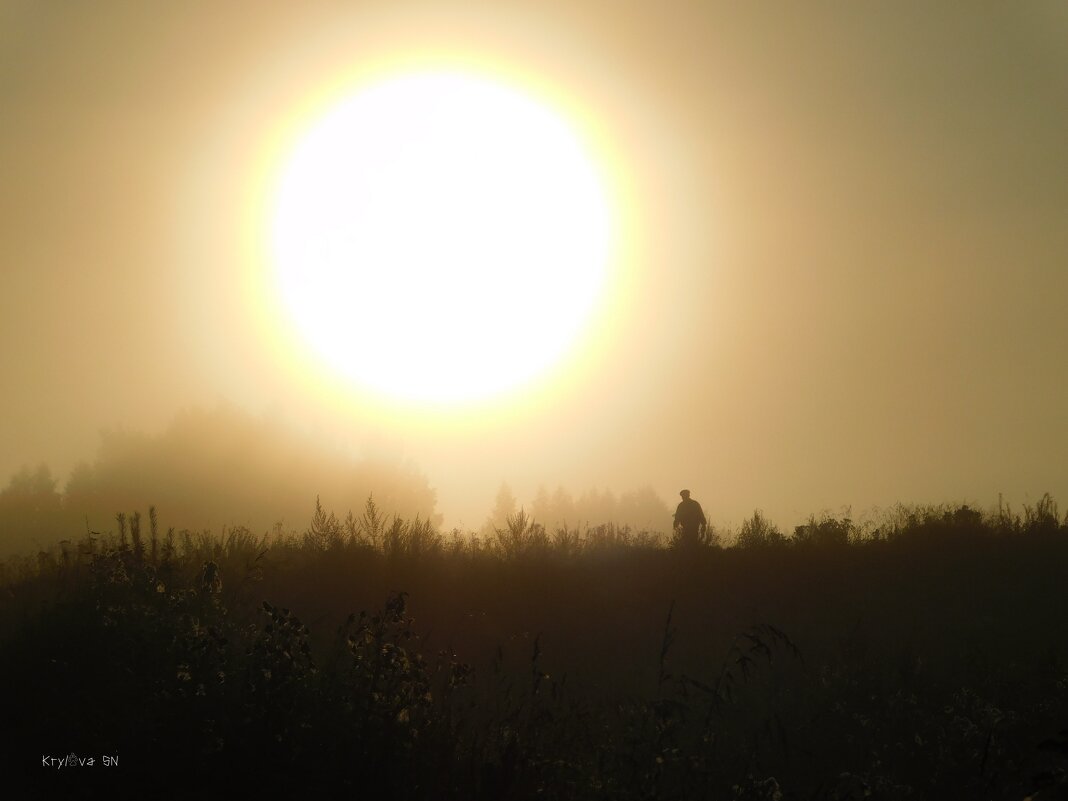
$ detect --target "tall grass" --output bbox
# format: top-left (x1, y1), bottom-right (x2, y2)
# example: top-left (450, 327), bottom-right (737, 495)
top-left (2, 495), bottom-right (1067, 799)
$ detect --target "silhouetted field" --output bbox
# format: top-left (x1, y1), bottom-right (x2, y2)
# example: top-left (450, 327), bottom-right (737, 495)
top-left (3, 497), bottom-right (1067, 800)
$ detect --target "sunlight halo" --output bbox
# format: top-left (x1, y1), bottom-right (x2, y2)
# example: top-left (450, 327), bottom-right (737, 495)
top-left (267, 70), bottom-right (615, 407)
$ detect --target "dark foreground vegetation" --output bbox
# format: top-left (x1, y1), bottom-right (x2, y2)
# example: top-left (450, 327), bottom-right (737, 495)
top-left (3, 496), bottom-right (1068, 800)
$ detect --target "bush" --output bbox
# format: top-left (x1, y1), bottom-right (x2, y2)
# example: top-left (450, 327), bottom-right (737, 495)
top-left (735, 509), bottom-right (786, 548)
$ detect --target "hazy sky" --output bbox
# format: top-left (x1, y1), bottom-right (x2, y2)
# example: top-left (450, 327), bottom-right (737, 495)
top-left (3, 1), bottom-right (1066, 532)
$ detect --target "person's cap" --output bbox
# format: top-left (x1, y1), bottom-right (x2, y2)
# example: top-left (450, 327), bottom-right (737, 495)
top-left (680, 489), bottom-right (690, 496)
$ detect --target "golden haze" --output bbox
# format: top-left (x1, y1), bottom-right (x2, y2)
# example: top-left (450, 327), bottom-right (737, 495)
top-left (0, 2), bottom-right (1065, 534)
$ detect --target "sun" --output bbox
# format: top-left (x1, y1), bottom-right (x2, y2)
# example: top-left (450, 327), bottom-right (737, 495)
top-left (268, 70), bottom-right (614, 406)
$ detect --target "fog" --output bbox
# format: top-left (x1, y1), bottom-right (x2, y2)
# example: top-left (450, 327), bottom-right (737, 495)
top-left (3, 1), bottom-right (1067, 548)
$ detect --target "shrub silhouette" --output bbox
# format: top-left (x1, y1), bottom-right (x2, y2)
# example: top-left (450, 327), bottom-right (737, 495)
top-left (792, 512), bottom-right (854, 546)
top-left (736, 509), bottom-right (786, 548)
top-left (2, 495), bottom-right (1067, 799)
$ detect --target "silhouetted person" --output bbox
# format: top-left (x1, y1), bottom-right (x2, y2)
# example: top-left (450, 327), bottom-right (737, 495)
top-left (673, 489), bottom-right (706, 547)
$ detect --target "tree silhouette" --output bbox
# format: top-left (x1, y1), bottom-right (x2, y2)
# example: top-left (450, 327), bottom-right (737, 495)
top-left (0, 463), bottom-right (65, 554)
top-left (481, 482), bottom-right (518, 537)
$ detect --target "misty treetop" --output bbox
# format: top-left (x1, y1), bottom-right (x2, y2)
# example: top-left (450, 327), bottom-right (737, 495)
top-left (0, 406), bottom-right (439, 556)
top-left (481, 482), bottom-right (671, 538)
top-left (0, 406), bottom-right (680, 559)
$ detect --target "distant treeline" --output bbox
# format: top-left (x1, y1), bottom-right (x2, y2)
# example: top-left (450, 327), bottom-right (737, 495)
top-left (0, 407), bottom-right (676, 559)
top-left (0, 406), bottom-right (439, 556)
top-left (480, 482), bottom-right (671, 537)
top-left (2, 407), bottom-right (1063, 562)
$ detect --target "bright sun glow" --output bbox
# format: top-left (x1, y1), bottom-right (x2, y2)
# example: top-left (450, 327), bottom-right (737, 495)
top-left (269, 70), bottom-right (613, 406)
